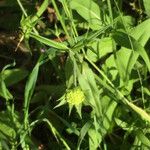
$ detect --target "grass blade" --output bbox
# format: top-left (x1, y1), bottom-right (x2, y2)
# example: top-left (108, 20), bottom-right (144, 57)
top-left (77, 121), bottom-right (92, 150)
top-left (24, 63), bottom-right (40, 129)
top-left (30, 32), bottom-right (69, 50)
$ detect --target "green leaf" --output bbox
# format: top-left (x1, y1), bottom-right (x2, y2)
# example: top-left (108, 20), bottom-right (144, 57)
top-left (24, 62), bottom-right (40, 126)
top-left (24, 63), bottom-right (39, 107)
top-left (114, 118), bottom-right (134, 131)
top-left (42, 118), bottom-right (71, 150)
top-left (0, 63), bottom-right (16, 100)
top-left (77, 63), bottom-right (102, 117)
top-left (135, 129), bottom-right (150, 147)
top-left (112, 31), bottom-right (150, 74)
top-left (0, 75), bottom-right (13, 100)
top-left (87, 37), bottom-right (113, 62)
top-left (126, 101), bottom-right (150, 123)
top-left (143, 0), bottom-right (150, 17)
top-left (77, 121), bottom-right (92, 150)
top-left (0, 139), bottom-right (9, 150)
top-left (114, 15), bottom-right (135, 29)
top-left (101, 46), bottom-right (135, 93)
top-left (20, 0), bottom-right (50, 39)
top-left (54, 94), bottom-right (67, 109)
top-left (72, 24), bottom-right (111, 51)
top-left (102, 96), bottom-right (117, 131)
top-left (0, 121), bottom-right (16, 139)
top-left (46, 48), bottom-right (57, 60)
top-left (3, 68), bottom-right (28, 86)
top-left (30, 32), bottom-right (69, 50)
top-left (131, 18), bottom-right (150, 46)
top-left (102, 54), bottom-right (118, 82)
top-left (77, 69), bottom-right (93, 103)
top-left (65, 54), bottom-right (75, 88)
top-left (31, 0), bottom-right (50, 23)
top-left (82, 63), bottom-right (98, 94)
top-left (70, 0), bottom-right (102, 30)
top-left (88, 124), bottom-right (102, 150)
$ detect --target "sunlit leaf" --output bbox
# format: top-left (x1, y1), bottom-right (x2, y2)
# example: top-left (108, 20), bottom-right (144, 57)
top-left (135, 129), bottom-right (150, 147)
top-left (30, 32), bottom-right (69, 50)
top-left (70, 0), bottom-right (102, 30)
top-left (131, 18), bottom-right (150, 46)
top-left (112, 31), bottom-right (150, 74)
top-left (143, 0), bottom-right (150, 17)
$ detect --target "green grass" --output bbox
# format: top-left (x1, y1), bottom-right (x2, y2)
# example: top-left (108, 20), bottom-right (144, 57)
top-left (0, 0), bottom-right (150, 149)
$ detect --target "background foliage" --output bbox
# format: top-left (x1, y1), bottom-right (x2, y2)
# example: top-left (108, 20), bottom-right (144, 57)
top-left (0, 0), bottom-right (150, 149)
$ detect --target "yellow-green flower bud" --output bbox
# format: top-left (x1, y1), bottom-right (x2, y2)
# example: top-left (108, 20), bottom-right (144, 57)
top-left (66, 87), bottom-right (85, 106)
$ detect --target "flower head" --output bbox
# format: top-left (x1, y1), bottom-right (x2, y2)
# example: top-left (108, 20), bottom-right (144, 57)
top-left (66, 87), bottom-right (85, 106)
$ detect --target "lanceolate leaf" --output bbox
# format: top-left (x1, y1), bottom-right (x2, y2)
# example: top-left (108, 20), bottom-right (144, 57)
top-left (102, 96), bottom-right (117, 131)
top-left (70, 0), bottom-right (102, 30)
top-left (135, 129), bottom-right (150, 147)
top-left (0, 121), bottom-right (16, 139)
top-left (0, 74), bottom-right (13, 100)
top-left (77, 121), bottom-right (92, 150)
top-left (30, 32), bottom-right (69, 50)
top-left (24, 63), bottom-right (39, 108)
top-left (24, 62), bottom-right (40, 127)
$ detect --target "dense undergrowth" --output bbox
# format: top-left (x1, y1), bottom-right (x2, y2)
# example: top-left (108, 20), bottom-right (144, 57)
top-left (0, 0), bottom-right (150, 149)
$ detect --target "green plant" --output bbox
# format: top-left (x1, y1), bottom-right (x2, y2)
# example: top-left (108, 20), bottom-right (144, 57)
top-left (0, 0), bottom-right (150, 149)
